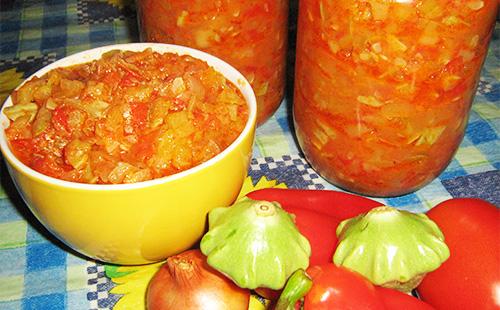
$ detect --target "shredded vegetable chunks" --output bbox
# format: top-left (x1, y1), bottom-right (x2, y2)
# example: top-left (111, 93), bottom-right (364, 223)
top-left (293, 0), bottom-right (497, 196)
top-left (5, 49), bottom-right (248, 184)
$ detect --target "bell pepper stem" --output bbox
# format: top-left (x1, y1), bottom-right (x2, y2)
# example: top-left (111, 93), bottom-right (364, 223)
top-left (274, 269), bottom-right (312, 310)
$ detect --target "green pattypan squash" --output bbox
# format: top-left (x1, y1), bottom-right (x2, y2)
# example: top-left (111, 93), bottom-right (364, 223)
top-left (333, 206), bottom-right (450, 292)
top-left (200, 197), bottom-right (311, 290)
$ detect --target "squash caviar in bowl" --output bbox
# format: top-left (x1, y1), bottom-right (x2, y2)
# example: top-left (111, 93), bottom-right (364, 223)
top-left (0, 43), bottom-right (257, 265)
top-left (293, 0), bottom-right (497, 197)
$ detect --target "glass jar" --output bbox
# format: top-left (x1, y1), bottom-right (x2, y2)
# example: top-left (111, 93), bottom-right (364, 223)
top-left (137, 0), bottom-right (289, 125)
top-left (293, 0), bottom-right (497, 197)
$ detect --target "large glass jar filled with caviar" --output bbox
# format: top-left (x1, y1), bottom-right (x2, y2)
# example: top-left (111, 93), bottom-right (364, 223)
top-left (293, 0), bottom-right (497, 197)
top-left (137, 1), bottom-right (288, 125)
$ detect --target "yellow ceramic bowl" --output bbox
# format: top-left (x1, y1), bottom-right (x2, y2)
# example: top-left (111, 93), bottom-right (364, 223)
top-left (0, 43), bottom-right (257, 265)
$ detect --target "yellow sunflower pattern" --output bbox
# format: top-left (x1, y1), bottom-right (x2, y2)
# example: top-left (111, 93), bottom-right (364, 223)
top-left (0, 68), bottom-right (24, 105)
top-left (102, 0), bottom-right (134, 8)
top-left (106, 176), bottom-right (286, 310)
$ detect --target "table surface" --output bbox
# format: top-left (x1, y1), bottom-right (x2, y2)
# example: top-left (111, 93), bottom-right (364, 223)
top-left (0, 1), bottom-right (499, 309)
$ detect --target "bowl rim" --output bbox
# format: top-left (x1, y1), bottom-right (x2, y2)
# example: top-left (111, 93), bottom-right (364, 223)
top-left (0, 43), bottom-right (257, 191)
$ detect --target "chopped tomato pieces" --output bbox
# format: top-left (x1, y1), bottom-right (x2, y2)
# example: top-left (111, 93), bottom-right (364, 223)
top-left (4, 49), bottom-right (248, 184)
top-left (293, 0), bottom-right (497, 196)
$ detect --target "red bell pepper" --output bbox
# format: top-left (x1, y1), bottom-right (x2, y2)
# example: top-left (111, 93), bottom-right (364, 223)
top-left (247, 188), bottom-right (383, 218)
top-left (276, 265), bottom-right (434, 310)
top-left (376, 287), bottom-right (434, 310)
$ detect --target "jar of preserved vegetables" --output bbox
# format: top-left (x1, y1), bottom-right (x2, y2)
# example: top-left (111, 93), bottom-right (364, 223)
top-left (293, 0), bottom-right (497, 197)
top-left (137, 1), bottom-right (289, 125)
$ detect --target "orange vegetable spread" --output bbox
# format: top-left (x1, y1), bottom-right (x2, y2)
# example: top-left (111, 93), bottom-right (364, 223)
top-left (137, 0), bottom-right (288, 125)
top-left (4, 49), bottom-right (248, 184)
top-left (294, 0), bottom-right (497, 196)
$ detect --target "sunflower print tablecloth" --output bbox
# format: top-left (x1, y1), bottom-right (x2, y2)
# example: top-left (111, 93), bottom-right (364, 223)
top-left (0, 1), bottom-right (499, 309)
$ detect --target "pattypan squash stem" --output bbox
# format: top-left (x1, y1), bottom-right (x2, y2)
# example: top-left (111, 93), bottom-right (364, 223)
top-left (254, 201), bottom-right (277, 217)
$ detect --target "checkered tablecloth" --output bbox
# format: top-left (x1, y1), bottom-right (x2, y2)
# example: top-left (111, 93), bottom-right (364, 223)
top-left (0, 1), bottom-right (499, 309)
